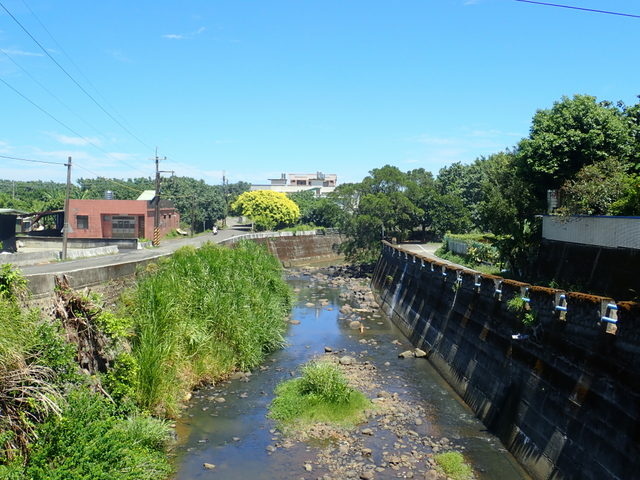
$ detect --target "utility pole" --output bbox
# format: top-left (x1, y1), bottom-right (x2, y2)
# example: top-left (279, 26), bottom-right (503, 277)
top-left (191, 195), bottom-right (196, 236)
top-left (153, 152), bottom-right (161, 246)
top-left (152, 149), bottom-right (172, 246)
top-left (222, 171), bottom-right (228, 227)
top-left (62, 156), bottom-right (72, 260)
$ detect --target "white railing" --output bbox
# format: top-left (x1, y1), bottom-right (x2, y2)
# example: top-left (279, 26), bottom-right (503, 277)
top-left (542, 215), bottom-right (640, 249)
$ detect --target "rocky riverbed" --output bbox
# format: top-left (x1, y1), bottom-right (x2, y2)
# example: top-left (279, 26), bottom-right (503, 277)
top-left (173, 265), bottom-right (528, 480)
top-left (269, 266), bottom-right (465, 480)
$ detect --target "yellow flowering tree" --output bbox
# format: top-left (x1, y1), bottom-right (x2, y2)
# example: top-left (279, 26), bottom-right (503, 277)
top-left (232, 190), bottom-right (301, 230)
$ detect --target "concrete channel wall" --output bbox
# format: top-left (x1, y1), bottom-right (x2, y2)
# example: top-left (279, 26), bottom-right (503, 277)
top-left (220, 230), bottom-right (343, 266)
top-left (371, 242), bottom-right (640, 480)
top-left (24, 232), bottom-right (343, 300)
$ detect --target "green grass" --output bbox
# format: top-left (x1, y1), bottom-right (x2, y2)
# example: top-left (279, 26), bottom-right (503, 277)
top-left (269, 361), bottom-right (370, 429)
top-left (126, 240), bottom-right (293, 416)
top-left (22, 389), bottom-right (172, 480)
top-left (434, 451), bottom-right (474, 480)
top-left (434, 248), bottom-right (502, 275)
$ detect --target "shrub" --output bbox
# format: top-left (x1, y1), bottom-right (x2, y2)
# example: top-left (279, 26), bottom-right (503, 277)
top-left (24, 389), bottom-right (171, 480)
top-left (506, 296), bottom-right (537, 327)
top-left (298, 362), bottom-right (351, 404)
top-left (0, 264), bottom-right (27, 301)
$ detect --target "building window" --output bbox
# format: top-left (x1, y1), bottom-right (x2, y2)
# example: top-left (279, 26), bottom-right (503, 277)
top-left (77, 215), bottom-right (89, 229)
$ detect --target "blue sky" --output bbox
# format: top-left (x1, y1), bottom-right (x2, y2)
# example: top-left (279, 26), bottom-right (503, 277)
top-left (1, 0), bottom-right (639, 186)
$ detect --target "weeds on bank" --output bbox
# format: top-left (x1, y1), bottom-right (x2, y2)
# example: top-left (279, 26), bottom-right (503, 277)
top-left (126, 240), bottom-right (293, 416)
top-left (2, 242), bottom-right (292, 478)
top-left (506, 296), bottom-right (537, 328)
top-left (269, 361), bottom-right (370, 429)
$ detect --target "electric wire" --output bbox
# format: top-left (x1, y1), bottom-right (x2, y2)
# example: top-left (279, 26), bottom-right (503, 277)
top-left (0, 0), bottom-right (155, 152)
top-left (73, 164), bottom-right (149, 196)
top-left (0, 75), bottom-right (150, 177)
top-left (0, 153), bottom-right (65, 165)
top-left (515, 0), bottom-right (640, 19)
top-left (19, 0), bottom-right (135, 133)
top-left (0, 48), bottom-right (106, 137)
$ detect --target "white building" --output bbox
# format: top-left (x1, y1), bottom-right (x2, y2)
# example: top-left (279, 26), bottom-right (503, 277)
top-left (251, 172), bottom-right (337, 196)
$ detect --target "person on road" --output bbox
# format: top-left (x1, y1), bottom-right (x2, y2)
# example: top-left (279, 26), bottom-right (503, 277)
top-left (212, 225), bottom-right (218, 235)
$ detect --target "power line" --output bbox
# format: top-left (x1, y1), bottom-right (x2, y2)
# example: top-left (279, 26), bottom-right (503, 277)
top-left (0, 74), bottom-right (150, 178)
top-left (0, 153), bottom-right (65, 165)
top-left (20, 0), bottom-right (138, 137)
top-left (515, 0), bottom-right (640, 19)
top-left (73, 164), bottom-right (149, 195)
top-left (0, 48), bottom-right (105, 137)
top-left (0, 76), bottom-right (91, 141)
top-left (0, 0), bottom-right (155, 152)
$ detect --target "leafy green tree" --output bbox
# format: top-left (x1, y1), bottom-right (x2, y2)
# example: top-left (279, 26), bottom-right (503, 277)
top-left (231, 190), bottom-right (300, 230)
top-left (516, 94), bottom-right (633, 208)
top-left (360, 165), bottom-right (409, 195)
top-left (431, 193), bottom-right (472, 236)
top-left (77, 177), bottom-right (154, 200)
top-left (558, 157), bottom-right (631, 215)
top-left (476, 152), bottom-right (539, 275)
top-left (288, 190), bottom-right (319, 223)
top-left (306, 197), bottom-right (345, 228)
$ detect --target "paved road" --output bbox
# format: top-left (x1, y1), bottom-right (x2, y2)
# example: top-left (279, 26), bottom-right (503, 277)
top-left (19, 224), bottom-right (249, 276)
top-left (397, 242), bottom-right (478, 271)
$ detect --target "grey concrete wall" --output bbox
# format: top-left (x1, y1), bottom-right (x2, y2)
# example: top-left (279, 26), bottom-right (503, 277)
top-left (25, 232), bottom-right (344, 301)
top-left (18, 236), bottom-right (139, 249)
top-left (372, 242), bottom-right (640, 480)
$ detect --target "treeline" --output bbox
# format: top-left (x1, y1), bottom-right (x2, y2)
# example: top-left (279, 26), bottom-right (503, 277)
top-left (284, 94), bottom-right (640, 273)
top-left (0, 176), bottom-right (250, 233)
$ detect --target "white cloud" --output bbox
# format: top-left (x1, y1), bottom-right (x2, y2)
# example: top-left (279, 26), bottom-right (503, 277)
top-left (106, 49), bottom-right (132, 63)
top-left (162, 26), bottom-right (206, 40)
top-left (46, 133), bottom-right (103, 147)
top-left (404, 126), bottom-right (526, 173)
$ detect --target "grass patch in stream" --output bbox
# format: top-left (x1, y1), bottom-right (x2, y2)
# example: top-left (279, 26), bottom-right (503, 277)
top-left (269, 361), bottom-right (370, 429)
top-left (434, 451), bottom-right (475, 480)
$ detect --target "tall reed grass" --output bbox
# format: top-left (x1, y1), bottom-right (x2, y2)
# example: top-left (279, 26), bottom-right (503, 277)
top-left (127, 240), bottom-right (292, 415)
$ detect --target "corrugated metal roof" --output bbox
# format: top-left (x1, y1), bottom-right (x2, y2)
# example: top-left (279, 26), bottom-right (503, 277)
top-left (0, 208), bottom-right (27, 215)
top-left (136, 190), bottom-right (156, 201)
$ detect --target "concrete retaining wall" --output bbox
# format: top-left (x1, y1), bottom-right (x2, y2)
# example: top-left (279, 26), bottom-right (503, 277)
top-left (18, 236), bottom-right (139, 250)
top-left (220, 231), bottom-right (343, 266)
top-left (372, 242), bottom-right (640, 480)
top-left (3, 246), bottom-right (120, 267)
top-left (24, 232), bottom-right (344, 300)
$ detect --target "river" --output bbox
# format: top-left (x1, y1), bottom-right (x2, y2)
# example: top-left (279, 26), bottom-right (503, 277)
top-left (172, 267), bottom-right (530, 480)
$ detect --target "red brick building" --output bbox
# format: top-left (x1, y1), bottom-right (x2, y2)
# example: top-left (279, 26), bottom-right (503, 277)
top-left (68, 195), bottom-right (180, 239)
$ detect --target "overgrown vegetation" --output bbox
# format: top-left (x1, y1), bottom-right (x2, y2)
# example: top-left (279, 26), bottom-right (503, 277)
top-left (269, 361), bottom-right (370, 429)
top-left (434, 451), bottom-right (475, 480)
top-left (1, 242), bottom-right (294, 477)
top-left (125, 240), bottom-right (293, 416)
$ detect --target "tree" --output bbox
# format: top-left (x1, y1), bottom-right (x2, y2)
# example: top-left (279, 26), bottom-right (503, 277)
top-left (476, 152), bottom-right (539, 275)
top-left (516, 94), bottom-right (633, 209)
top-left (558, 157), bottom-right (631, 215)
top-left (231, 190), bottom-right (300, 230)
top-left (288, 190), bottom-right (319, 224)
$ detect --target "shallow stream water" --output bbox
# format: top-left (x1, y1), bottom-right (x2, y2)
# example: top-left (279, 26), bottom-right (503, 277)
top-left (172, 269), bottom-right (530, 480)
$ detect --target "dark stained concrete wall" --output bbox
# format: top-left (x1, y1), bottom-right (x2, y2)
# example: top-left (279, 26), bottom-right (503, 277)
top-left (534, 239), bottom-right (640, 301)
top-left (372, 242), bottom-right (640, 480)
